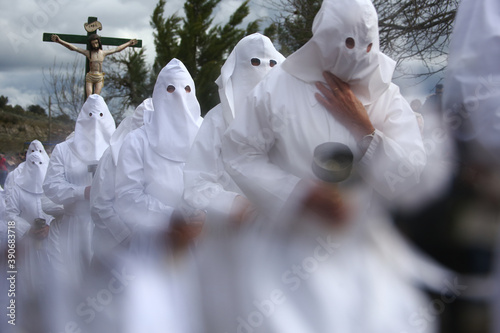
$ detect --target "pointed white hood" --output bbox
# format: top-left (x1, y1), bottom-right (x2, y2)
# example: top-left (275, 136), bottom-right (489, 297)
top-left (69, 94), bottom-right (116, 163)
top-left (149, 58), bottom-right (202, 161)
top-left (281, 0), bottom-right (396, 105)
top-left (27, 140), bottom-right (50, 164)
top-left (216, 33), bottom-right (285, 125)
top-left (110, 98), bottom-right (153, 165)
top-left (11, 140), bottom-right (50, 186)
top-left (17, 151), bottom-right (47, 194)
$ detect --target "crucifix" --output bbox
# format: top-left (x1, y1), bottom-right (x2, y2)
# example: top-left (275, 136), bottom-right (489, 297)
top-left (43, 16), bottom-right (142, 98)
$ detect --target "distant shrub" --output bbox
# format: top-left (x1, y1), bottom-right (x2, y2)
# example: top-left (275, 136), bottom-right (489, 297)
top-left (0, 95), bottom-right (8, 109)
top-left (0, 111), bottom-right (20, 125)
top-left (13, 105), bottom-right (25, 114)
top-left (55, 114), bottom-right (71, 123)
top-left (27, 104), bottom-right (47, 117)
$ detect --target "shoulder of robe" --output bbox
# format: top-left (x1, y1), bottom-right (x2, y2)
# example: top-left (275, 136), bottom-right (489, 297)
top-left (52, 141), bottom-right (69, 154)
top-left (264, 65), bottom-right (293, 90)
top-left (366, 83), bottom-right (406, 113)
top-left (202, 105), bottom-right (225, 128)
top-left (120, 126), bottom-right (148, 151)
top-left (252, 65), bottom-right (293, 107)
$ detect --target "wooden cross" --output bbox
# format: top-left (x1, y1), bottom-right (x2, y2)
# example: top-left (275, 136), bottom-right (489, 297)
top-left (42, 16), bottom-right (142, 97)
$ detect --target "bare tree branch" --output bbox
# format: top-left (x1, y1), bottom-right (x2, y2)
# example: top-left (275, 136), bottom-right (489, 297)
top-left (39, 56), bottom-right (85, 120)
top-left (265, 0), bottom-right (459, 79)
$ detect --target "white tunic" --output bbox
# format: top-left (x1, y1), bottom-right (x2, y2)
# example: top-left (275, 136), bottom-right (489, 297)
top-left (222, 66), bottom-right (431, 333)
top-left (90, 98), bottom-right (151, 256)
top-left (182, 105), bottom-right (245, 333)
top-left (114, 127), bottom-right (184, 234)
top-left (224, 65), bottom-right (425, 214)
top-left (90, 147), bottom-right (132, 254)
top-left (5, 151), bottom-right (53, 287)
top-left (43, 94), bottom-right (115, 286)
top-left (442, 1), bottom-right (500, 331)
top-left (3, 167), bottom-right (19, 198)
top-left (115, 59), bottom-right (201, 235)
top-left (443, 0), bottom-right (500, 162)
top-left (183, 105), bottom-right (241, 218)
top-left (5, 185), bottom-right (53, 288)
top-left (182, 34), bottom-right (286, 333)
top-left (114, 59), bottom-right (202, 333)
top-left (4, 151), bottom-right (54, 332)
top-left (43, 141), bottom-right (95, 283)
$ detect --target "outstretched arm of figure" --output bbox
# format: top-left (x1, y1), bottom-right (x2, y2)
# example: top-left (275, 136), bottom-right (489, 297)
top-left (103, 39), bottom-right (137, 56)
top-left (51, 34), bottom-right (89, 57)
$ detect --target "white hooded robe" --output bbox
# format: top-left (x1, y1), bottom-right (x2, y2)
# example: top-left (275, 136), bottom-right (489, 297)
top-left (114, 59), bottom-right (203, 333)
top-left (3, 140), bottom-right (50, 198)
top-left (5, 151), bottom-right (53, 286)
top-left (442, 0), bottom-right (500, 331)
top-left (182, 33), bottom-right (285, 333)
top-left (43, 94), bottom-right (115, 285)
top-left (114, 59), bottom-right (202, 237)
top-left (5, 151), bottom-right (54, 332)
top-left (221, 1), bottom-right (434, 332)
top-left (90, 98), bottom-right (152, 258)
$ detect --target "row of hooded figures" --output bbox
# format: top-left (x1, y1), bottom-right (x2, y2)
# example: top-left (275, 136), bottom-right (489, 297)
top-left (1, 0), bottom-right (500, 332)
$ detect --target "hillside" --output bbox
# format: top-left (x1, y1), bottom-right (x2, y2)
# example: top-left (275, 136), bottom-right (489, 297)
top-left (0, 109), bottom-right (74, 164)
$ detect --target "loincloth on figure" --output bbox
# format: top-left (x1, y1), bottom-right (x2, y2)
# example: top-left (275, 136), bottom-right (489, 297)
top-left (86, 72), bottom-right (105, 84)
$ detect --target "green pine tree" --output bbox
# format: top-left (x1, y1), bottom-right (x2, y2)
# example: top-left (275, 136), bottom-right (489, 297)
top-left (268, 0), bottom-right (321, 56)
top-left (106, 48), bottom-right (152, 111)
top-left (150, 0), bottom-right (260, 115)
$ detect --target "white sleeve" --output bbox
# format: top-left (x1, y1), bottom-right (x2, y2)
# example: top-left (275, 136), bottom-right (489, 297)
top-left (114, 133), bottom-right (174, 231)
top-left (41, 195), bottom-right (64, 220)
top-left (43, 144), bottom-right (86, 205)
top-left (183, 107), bottom-right (239, 217)
top-left (221, 91), bottom-right (302, 220)
top-left (90, 149), bottom-right (131, 244)
top-left (3, 171), bottom-right (15, 198)
top-left (357, 85), bottom-right (427, 200)
top-left (5, 187), bottom-right (31, 238)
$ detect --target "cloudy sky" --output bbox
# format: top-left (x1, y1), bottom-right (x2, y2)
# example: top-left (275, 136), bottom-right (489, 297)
top-left (0, 0), bottom-right (277, 108)
top-left (0, 0), bottom-right (438, 109)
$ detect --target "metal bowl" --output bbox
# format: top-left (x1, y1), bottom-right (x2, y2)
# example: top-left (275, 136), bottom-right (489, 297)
top-left (312, 142), bottom-right (353, 183)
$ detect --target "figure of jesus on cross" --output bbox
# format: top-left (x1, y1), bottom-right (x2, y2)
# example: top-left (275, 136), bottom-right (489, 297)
top-left (51, 33), bottom-right (137, 97)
